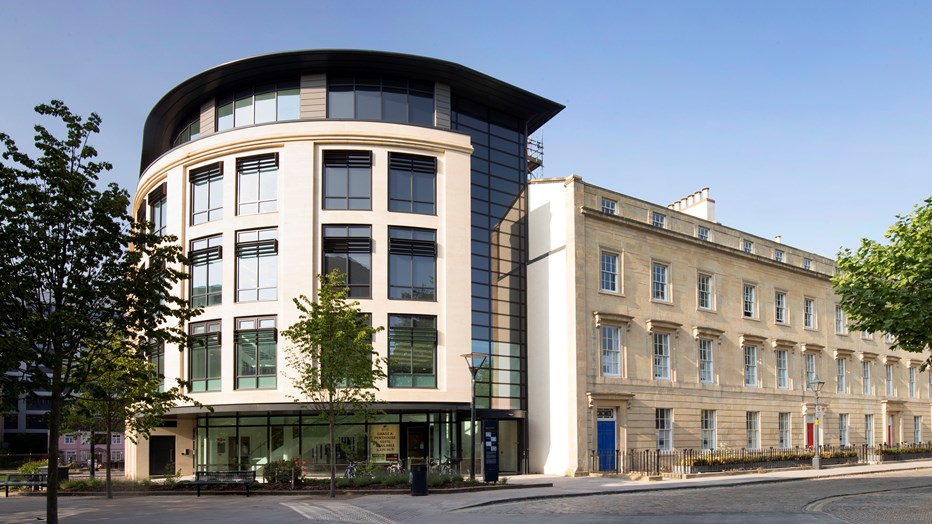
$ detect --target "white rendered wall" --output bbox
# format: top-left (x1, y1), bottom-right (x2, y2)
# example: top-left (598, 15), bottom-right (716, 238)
top-left (527, 178), bottom-right (575, 475)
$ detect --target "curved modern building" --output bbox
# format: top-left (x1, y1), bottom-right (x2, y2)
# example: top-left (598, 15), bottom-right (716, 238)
top-left (127, 50), bottom-right (563, 479)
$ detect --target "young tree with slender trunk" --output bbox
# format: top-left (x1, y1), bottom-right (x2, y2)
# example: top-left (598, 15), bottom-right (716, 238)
top-left (0, 101), bottom-right (195, 523)
top-left (283, 270), bottom-right (385, 498)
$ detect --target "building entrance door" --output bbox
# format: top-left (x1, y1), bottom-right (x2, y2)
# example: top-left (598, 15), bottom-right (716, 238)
top-left (149, 435), bottom-right (175, 477)
top-left (806, 421), bottom-right (814, 447)
top-left (596, 408), bottom-right (616, 471)
top-left (402, 424), bottom-right (428, 468)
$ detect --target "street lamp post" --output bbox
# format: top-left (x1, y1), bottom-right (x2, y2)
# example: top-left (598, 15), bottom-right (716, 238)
top-left (809, 376), bottom-right (825, 470)
top-left (462, 352), bottom-right (488, 481)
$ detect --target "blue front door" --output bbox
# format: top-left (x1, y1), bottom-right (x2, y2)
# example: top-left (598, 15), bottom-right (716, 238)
top-left (597, 420), bottom-right (616, 471)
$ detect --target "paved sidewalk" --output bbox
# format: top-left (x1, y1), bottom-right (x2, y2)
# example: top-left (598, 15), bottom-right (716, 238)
top-left (347, 459), bottom-right (932, 516)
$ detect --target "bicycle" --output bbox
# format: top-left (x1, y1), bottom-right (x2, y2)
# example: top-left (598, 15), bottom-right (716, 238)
top-left (344, 460), bottom-right (358, 478)
top-left (437, 455), bottom-right (459, 476)
top-left (386, 459), bottom-right (406, 475)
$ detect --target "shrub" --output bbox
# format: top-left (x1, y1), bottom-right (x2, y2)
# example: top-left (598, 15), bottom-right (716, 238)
top-left (427, 473), bottom-right (462, 487)
top-left (380, 473), bottom-right (409, 487)
top-left (264, 459), bottom-right (302, 484)
top-left (61, 479), bottom-right (104, 491)
top-left (17, 460), bottom-right (46, 474)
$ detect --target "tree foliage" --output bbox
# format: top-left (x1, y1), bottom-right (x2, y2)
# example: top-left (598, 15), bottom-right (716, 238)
top-left (0, 101), bottom-right (195, 523)
top-left (834, 197), bottom-right (932, 366)
top-left (62, 332), bottom-right (205, 499)
top-left (283, 270), bottom-right (385, 498)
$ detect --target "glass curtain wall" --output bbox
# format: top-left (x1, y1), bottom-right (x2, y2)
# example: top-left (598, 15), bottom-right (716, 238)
top-left (451, 98), bottom-right (528, 413)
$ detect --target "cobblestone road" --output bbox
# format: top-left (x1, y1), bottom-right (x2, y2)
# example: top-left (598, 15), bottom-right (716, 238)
top-left (456, 470), bottom-right (932, 523)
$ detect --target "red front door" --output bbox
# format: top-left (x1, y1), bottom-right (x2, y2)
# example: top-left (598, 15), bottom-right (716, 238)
top-left (806, 422), bottom-right (814, 447)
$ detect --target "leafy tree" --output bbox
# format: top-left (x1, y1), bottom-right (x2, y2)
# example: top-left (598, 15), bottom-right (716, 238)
top-left (0, 101), bottom-right (195, 523)
top-left (63, 333), bottom-right (206, 499)
top-left (283, 270), bottom-right (385, 498)
top-left (834, 197), bottom-right (932, 367)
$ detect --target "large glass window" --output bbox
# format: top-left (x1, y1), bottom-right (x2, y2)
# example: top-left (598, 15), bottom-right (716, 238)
top-left (388, 315), bottom-right (436, 388)
top-left (189, 320), bottom-right (221, 392)
top-left (744, 345), bottom-right (758, 387)
top-left (147, 183), bottom-right (167, 237)
top-left (388, 153), bottom-right (436, 215)
top-left (235, 316), bottom-right (277, 390)
top-left (323, 151), bottom-right (371, 210)
top-left (653, 333), bottom-right (670, 380)
top-left (865, 414), bottom-right (874, 445)
top-left (237, 154), bottom-right (278, 215)
top-left (656, 408), bottom-right (672, 451)
top-left (601, 253), bottom-right (618, 292)
top-left (190, 235), bottom-right (222, 308)
top-left (323, 225), bottom-right (372, 298)
top-left (835, 306), bottom-right (846, 334)
top-left (236, 228), bottom-right (278, 302)
top-left (327, 77), bottom-right (433, 125)
top-left (601, 326), bottom-right (621, 377)
top-left (172, 115), bottom-right (201, 147)
top-left (388, 227), bottom-right (436, 301)
top-left (909, 367), bottom-right (917, 398)
top-left (699, 339), bottom-right (713, 383)
top-left (190, 162), bottom-right (223, 225)
top-left (147, 341), bottom-right (165, 393)
top-left (216, 81), bottom-right (300, 131)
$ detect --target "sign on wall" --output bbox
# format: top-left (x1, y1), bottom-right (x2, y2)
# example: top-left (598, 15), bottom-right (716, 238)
top-left (370, 424), bottom-right (400, 462)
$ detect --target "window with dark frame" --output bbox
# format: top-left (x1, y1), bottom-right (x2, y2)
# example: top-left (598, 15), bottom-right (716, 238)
top-left (216, 81), bottom-right (300, 131)
top-left (388, 153), bottom-right (436, 214)
top-left (236, 228), bottom-right (278, 302)
top-left (387, 314), bottom-right (437, 388)
top-left (323, 225), bottom-right (372, 298)
top-left (189, 320), bottom-right (221, 392)
top-left (237, 153), bottom-right (278, 215)
top-left (147, 341), bottom-right (165, 393)
top-left (327, 76), bottom-right (434, 125)
top-left (147, 183), bottom-right (168, 236)
top-left (323, 151), bottom-right (372, 210)
top-left (190, 162), bottom-right (223, 225)
top-left (189, 235), bottom-right (222, 307)
top-left (235, 316), bottom-right (277, 390)
top-left (388, 227), bottom-right (436, 301)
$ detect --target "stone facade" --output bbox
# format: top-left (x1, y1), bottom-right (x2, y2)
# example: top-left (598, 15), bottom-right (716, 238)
top-left (528, 175), bottom-right (931, 476)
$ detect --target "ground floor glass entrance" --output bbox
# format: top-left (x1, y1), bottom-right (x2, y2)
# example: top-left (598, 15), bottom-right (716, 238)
top-left (194, 411), bottom-right (524, 476)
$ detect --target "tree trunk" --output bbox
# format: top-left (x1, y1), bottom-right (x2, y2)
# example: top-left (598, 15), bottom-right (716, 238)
top-left (329, 416), bottom-right (336, 498)
top-left (105, 400), bottom-right (113, 499)
top-left (47, 369), bottom-right (62, 524)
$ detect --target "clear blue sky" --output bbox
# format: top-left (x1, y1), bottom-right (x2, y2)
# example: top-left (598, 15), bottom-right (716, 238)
top-left (2, 0), bottom-right (930, 257)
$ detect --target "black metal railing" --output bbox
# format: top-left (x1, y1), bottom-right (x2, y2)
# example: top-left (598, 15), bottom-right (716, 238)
top-left (588, 443), bottom-right (915, 475)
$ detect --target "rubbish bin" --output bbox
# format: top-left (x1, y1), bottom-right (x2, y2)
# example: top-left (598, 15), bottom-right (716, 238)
top-left (409, 464), bottom-right (428, 496)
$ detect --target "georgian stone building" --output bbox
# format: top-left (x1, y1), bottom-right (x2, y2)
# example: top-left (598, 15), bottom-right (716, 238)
top-left (527, 176), bottom-right (930, 476)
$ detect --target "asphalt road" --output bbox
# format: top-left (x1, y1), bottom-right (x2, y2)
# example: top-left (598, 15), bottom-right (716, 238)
top-left (2, 469), bottom-right (931, 523)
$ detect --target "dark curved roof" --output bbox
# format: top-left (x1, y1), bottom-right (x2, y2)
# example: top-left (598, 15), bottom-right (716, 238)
top-left (140, 49), bottom-right (564, 173)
